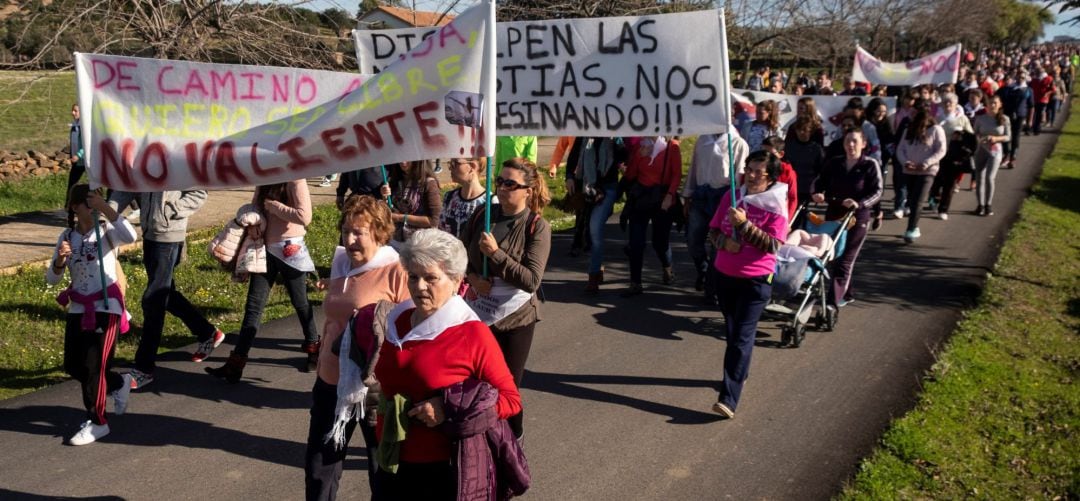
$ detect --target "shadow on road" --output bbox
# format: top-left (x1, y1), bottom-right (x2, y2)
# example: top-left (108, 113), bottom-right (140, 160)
top-left (0, 404), bottom-right (306, 468)
top-left (0, 488), bottom-right (124, 500)
top-left (129, 366), bottom-right (311, 411)
top-left (522, 369), bottom-right (722, 424)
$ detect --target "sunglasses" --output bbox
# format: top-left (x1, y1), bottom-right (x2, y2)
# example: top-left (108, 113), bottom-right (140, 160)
top-left (495, 177), bottom-right (529, 191)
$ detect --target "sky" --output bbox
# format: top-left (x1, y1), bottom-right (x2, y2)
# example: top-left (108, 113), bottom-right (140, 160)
top-left (303, 0), bottom-right (1078, 41)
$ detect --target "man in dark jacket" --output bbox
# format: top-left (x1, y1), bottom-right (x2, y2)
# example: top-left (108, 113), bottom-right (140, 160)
top-left (996, 71), bottom-right (1032, 168)
top-left (335, 166), bottom-right (389, 209)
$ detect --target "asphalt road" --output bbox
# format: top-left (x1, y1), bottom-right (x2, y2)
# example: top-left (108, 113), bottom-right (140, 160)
top-left (0, 120), bottom-right (1065, 500)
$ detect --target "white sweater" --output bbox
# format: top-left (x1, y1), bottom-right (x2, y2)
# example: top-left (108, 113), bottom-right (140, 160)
top-left (46, 216), bottom-right (137, 316)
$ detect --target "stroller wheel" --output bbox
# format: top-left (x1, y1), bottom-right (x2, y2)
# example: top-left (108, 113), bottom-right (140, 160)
top-left (792, 324), bottom-right (806, 348)
top-left (780, 327), bottom-right (792, 347)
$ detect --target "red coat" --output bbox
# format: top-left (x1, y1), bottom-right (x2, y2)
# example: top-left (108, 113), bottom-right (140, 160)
top-left (1031, 76), bottom-right (1054, 104)
top-left (779, 161), bottom-right (799, 218)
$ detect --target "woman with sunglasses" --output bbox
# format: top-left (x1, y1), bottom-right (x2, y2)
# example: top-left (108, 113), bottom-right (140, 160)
top-left (460, 158), bottom-right (551, 441)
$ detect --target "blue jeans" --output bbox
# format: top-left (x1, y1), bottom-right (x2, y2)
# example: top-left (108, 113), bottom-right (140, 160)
top-left (234, 253), bottom-right (318, 356)
top-left (137, 240), bottom-right (216, 373)
top-left (686, 185), bottom-right (728, 291)
top-left (716, 272), bottom-right (772, 411)
top-left (627, 209), bottom-right (673, 284)
top-left (587, 185), bottom-right (618, 274)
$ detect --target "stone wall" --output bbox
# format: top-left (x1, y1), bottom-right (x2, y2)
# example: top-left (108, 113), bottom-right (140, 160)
top-left (0, 150), bottom-right (72, 182)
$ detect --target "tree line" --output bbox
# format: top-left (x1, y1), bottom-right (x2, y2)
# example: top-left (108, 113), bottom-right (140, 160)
top-left (0, 0), bottom-right (1064, 73)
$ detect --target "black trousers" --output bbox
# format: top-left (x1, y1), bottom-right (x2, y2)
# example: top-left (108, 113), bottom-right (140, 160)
top-left (63, 312), bottom-right (124, 426)
top-left (373, 460), bottom-right (455, 501)
top-left (235, 253), bottom-right (318, 356)
top-left (492, 322), bottom-right (534, 438)
top-left (305, 377), bottom-right (378, 501)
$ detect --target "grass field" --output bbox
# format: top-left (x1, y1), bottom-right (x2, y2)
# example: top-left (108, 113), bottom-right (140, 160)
top-left (0, 71), bottom-right (78, 154)
top-left (838, 100), bottom-right (1080, 499)
top-left (0, 173), bottom-right (70, 217)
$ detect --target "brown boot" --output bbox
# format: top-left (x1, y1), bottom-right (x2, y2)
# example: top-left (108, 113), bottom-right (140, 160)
top-left (662, 266), bottom-right (675, 285)
top-left (302, 340), bottom-right (320, 373)
top-left (205, 351), bottom-right (247, 383)
top-left (584, 272), bottom-right (603, 294)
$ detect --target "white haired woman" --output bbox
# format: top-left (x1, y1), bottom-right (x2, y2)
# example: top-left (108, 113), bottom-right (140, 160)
top-left (373, 229), bottom-right (522, 499)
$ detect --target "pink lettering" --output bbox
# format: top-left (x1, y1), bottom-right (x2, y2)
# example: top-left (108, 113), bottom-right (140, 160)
top-left (210, 71), bottom-right (237, 100)
top-left (239, 72), bottom-right (266, 100)
top-left (115, 62), bottom-right (140, 91)
top-left (184, 70), bottom-right (208, 97)
top-left (157, 66), bottom-right (183, 95)
top-left (91, 60), bottom-right (117, 90)
top-left (272, 75), bottom-right (290, 103)
top-left (297, 76), bottom-right (317, 105)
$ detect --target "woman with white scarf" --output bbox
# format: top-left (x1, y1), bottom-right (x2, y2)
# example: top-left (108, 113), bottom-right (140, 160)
top-left (304, 195), bottom-right (409, 500)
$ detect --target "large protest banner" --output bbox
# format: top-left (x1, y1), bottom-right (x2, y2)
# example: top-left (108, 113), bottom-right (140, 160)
top-left (355, 10), bottom-right (731, 136)
top-left (852, 44), bottom-right (961, 86)
top-left (75, 1), bottom-right (495, 192)
top-left (732, 90), bottom-right (896, 145)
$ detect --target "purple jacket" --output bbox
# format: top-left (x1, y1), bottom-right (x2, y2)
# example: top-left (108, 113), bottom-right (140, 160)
top-left (441, 379), bottom-right (530, 501)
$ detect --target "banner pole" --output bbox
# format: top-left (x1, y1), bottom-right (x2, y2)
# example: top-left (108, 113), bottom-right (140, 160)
top-left (483, 156), bottom-right (492, 278)
top-left (380, 165), bottom-right (392, 207)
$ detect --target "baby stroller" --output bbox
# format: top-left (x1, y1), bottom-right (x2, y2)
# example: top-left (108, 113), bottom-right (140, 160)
top-left (766, 205), bottom-right (854, 348)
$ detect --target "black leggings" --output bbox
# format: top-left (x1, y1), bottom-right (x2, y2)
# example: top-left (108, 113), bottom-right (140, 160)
top-left (491, 322), bottom-right (534, 438)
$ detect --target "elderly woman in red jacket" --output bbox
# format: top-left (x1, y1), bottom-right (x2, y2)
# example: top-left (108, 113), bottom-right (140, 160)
top-left (373, 229), bottom-right (522, 499)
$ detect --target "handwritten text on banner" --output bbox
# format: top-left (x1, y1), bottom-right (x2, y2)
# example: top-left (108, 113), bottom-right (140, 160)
top-left (76, 1), bottom-right (494, 191)
top-left (852, 44), bottom-right (961, 86)
top-left (354, 10), bottom-right (731, 136)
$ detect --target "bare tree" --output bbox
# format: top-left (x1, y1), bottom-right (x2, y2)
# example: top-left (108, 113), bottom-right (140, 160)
top-left (1, 0), bottom-right (349, 70)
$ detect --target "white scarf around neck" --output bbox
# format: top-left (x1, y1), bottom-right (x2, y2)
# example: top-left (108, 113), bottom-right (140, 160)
top-left (330, 245), bottom-right (399, 291)
top-left (386, 295), bottom-right (480, 348)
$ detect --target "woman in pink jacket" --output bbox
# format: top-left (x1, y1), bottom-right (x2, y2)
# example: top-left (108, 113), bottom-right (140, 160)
top-left (896, 109), bottom-right (947, 243)
top-left (205, 179), bottom-right (319, 379)
top-left (707, 151), bottom-right (789, 418)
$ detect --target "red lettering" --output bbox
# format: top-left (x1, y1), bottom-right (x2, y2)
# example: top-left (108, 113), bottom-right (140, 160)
top-left (413, 101), bottom-right (445, 147)
top-left (214, 142), bottom-right (249, 185)
top-left (250, 143), bottom-right (284, 177)
top-left (412, 34), bottom-right (435, 58)
top-left (91, 60), bottom-right (116, 90)
top-left (376, 112), bottom-right (407, 145)
top-left (97, 138), bottom-right (135, 189)
top-left (272, 75), bottom-right (289, 103)
top-left (439, 23), bottom-right (467, 47)
top-left (184, 141), bottom-right (215, 186)
top-left (157, 66), bottom-right (182, 95)
top-left (139, 142), bottom-right (169, 187)
top-left (322, 128), bottom-right (359, 160)
top-left (351, 122), bottom-right (386, 153)
top-left (278, 137), bottom-right (326, 172)
top-left (210, 71), bottom-right (237, 100)
top-left (184, 70), bottom-right (208, 97)
top-left (337, 78), bottom-right (363, 101)
top-left (239, 72), bottom-right (265, 100)
top-left (116, 61), bottom-right (140, 91)
top-left (297, 76), bottom-right (317, 105)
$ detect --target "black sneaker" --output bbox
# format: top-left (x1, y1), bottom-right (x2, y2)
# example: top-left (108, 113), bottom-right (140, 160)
top-left (694, 273), bottom-right (705, 291)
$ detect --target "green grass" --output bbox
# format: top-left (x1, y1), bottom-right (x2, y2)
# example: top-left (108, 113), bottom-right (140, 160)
top-left (0, 173), bottom-right (70, 217)
top-left (838, 101), bottom-right (1080, 499)
top-left (0, 71), bottom-right (78, 154)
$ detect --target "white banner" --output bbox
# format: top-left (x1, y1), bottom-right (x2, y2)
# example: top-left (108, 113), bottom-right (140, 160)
top-left (852, 44), bottom-right (961, 86)
top-left (76, 1), bottom-right (495, 191)
top-left (732, 90), bottom-right (896, 145)
top-left (354, 10), bottom-right (730, 136)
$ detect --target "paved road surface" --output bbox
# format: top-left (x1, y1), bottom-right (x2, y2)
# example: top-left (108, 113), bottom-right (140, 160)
top-left (0, 126), bottom-right (1063, 499)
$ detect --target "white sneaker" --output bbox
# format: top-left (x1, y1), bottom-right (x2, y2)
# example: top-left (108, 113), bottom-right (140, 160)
top-left (113, 374), bottom-right (132, 415)
top-left (712, 401), bottom-right (735, 419)
top-left (892, 209), bottom-right (905, 219)
top-left (937, 212), bottom-right (948, 221)
top-left (69, 420), bottom-right (109, 446)
top-left (126, 209), bottom-right (141, 223)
